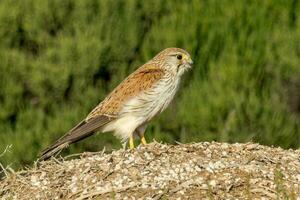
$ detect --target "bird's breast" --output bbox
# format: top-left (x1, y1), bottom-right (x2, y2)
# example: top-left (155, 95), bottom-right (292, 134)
top-left (121, 74), bottom-right (180, 122)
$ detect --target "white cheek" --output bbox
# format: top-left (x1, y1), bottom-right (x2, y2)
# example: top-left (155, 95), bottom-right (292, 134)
top-left (177, 66), bottom-right (187, 76)
top-left (165, 58), bottom-right (180, 72)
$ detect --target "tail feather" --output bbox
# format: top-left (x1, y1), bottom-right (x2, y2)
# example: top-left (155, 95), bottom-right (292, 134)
top-left (39, 115), bottom-right (113, 161)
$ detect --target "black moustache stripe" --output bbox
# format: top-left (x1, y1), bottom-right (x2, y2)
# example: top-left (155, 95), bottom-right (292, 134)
top-left (177, 64), bottom-right (182, 72)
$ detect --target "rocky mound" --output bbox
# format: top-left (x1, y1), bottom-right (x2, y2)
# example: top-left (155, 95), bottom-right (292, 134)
top-left (1, 142), bottom-right (300, 199)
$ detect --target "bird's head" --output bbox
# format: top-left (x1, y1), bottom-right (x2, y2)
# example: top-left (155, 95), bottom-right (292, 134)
top-left (152, 47), bottom-right (193, 76)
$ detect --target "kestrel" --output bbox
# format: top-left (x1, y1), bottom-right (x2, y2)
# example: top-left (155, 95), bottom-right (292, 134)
top-left (40, 47), bottom-right (193, 160)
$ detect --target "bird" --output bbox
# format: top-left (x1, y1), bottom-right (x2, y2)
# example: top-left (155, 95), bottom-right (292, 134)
top-left (39, 47), bottom-right (193, 160)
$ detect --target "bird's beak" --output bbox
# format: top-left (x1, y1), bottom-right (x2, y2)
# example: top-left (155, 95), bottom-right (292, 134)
top-left (182, 54), bottom-right (193, 67)
top-left (187, 58), bottom-right (193, 65)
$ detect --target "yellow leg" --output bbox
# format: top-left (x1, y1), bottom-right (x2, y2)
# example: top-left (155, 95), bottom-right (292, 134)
top-left (141, 136), bottom-right (147, 145)
top-left (129, 134), bottom-right (135, 149)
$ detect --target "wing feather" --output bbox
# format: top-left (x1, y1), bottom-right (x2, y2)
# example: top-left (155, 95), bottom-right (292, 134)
top-left (87, 65), bottom-right (165, 119)
top-left (39, 115), bottom-right (113, 160)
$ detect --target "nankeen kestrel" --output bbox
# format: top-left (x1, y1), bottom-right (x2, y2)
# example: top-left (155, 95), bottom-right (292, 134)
top-left (40, 48), bottom-right (193, 160)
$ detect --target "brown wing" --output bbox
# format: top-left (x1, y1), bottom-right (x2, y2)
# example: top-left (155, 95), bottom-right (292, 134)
top-left (86, 64), bottom-right (165, 120)
top-left (39, 115), bottom-right (113, 160)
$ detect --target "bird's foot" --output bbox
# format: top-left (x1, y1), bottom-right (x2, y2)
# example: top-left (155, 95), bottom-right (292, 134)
top-left (129, 135), bottom-right (135, 149)
top-left (141, 136), bottom-right (147, 145)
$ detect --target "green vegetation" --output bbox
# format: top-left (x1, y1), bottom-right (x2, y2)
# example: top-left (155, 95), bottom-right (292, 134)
top-left (0, 0), bottom-right (299, 168)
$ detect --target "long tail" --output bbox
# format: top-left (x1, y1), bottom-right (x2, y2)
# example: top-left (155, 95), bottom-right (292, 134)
top-left (39, 115), bottom-right (113, 161)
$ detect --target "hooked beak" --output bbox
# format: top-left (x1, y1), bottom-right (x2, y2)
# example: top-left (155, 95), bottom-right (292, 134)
top-left (187, 58), bottom-right (193, 66)
top-left (184, 57), bottom-right (193, 69)
top-left (182, 54), bottom-right (193, 68)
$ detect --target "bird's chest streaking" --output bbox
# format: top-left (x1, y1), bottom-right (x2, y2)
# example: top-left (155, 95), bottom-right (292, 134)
top-left (124, 72), bottom-right (180, 120)
top-left (102, 73), bottom-right (180, 140)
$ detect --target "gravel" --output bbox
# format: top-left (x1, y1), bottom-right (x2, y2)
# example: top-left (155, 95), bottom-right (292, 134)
top-left (1, 141), bottom-right (300, 199)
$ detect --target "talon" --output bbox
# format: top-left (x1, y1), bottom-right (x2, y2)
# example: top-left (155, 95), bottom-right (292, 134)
top-left (129, 135), bottom-right (135, 149)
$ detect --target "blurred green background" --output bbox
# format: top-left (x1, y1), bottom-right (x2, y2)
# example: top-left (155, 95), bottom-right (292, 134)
top-left (0, 0), bottom-right (299, 169)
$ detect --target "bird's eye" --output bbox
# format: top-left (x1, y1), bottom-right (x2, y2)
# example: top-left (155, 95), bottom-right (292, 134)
top-left (177, 54), bottom-right (182, 60)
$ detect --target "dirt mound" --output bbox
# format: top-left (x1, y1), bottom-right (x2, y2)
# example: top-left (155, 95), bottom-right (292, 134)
top-left (1, 142), bottom-right (300, 199)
